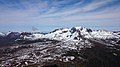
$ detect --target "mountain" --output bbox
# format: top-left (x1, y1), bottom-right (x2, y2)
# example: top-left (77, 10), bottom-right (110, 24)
top-left (21, 27), bottom-right (120, 46)
top-left (45, 27), bottom-right (119, 40)
top-left (0, 32), bottom-right (5, 37)
top-left (0, 27), bottom-right (120, 67)
top-left (1, 27), bottom-right (119, 42)
top-left (0, 32), bottom-right (21, 46)
top-left (22, 27), bottom-right (119, 40)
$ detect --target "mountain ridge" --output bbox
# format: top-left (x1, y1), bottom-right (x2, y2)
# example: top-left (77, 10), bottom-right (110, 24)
top-left (0, 26), bottom-right (120, 45)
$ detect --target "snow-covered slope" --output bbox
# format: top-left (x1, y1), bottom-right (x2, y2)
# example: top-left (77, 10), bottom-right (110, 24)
top-left (0, 32), bottom-right (5, 36)
top-left (1, 27), bottom-right (119, 42)
top-left (0, 27), bottom-right (120, 67)
top-left (22, 27), bottom-right (119, 41)
top-left (90, 30), bottom-right (119, 39)
top-left (44, 28), bottom-right (82, 41)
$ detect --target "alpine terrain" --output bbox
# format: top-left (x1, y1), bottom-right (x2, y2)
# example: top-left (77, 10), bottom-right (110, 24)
top-left (0, 27), bottom-right (120, 67)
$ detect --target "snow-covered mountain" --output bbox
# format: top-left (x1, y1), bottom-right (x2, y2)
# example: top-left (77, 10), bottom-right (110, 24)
top-left (22, 27), bottom-right (120, 41)
top-left (0, 32), bottom-right (5, 36)
top-left (0, 27), bottom-right (120, 67)
top-left (0, 27), bottom-right (119, 45)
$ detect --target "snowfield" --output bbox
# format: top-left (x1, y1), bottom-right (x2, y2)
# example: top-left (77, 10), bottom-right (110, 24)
top-left (21, 27), bottom-right (120, 41)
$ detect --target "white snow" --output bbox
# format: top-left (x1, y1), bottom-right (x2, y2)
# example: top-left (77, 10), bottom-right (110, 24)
top-left (20, 27), bottom-right (120, 41)
top-left (90, 30), bottom-right (119, 39)
top-left (0, 32), bottom-right (5, 36)
top-left (63, 56), bottom-right (75, 62)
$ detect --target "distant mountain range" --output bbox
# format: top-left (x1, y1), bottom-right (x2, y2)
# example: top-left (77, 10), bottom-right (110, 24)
top-left (0, 27), bottom-right (120, 45)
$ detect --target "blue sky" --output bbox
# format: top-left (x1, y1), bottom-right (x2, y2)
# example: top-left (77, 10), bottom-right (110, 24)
top-left (0, 0), bottom-right (120, 32)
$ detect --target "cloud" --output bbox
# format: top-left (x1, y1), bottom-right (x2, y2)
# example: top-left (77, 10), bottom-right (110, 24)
top-left (0, 0), bottom-right (120, 31)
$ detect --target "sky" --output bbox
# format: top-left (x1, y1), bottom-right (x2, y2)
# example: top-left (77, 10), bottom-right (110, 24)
top-left (0, 0), bottom-right (120, 32)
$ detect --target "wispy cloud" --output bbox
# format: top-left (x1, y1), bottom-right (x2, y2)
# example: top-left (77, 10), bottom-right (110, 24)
top-left (0, 0), bottom-right (120, 32)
